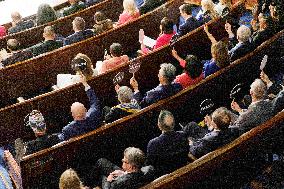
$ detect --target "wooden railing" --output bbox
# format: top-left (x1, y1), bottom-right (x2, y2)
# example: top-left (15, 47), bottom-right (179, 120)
top-left (0, 0), bottom-right (245, 145)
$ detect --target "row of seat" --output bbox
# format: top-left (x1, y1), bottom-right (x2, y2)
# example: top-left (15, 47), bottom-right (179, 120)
top-left (19, 27), bottom-right (284, 189)
top-left (0, 0), bottom-right (243, 145)
top-left (0, 0), bottom-right (175, 108)
top-left (0, 0), bottom-right (123, 49)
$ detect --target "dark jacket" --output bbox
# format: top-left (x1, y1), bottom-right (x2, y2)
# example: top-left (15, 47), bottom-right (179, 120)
top-left (26, 134), bottom-right (60, 155)
top-left (233, 100), bottom-right (274, 135)
top-left (64, 29), bottom-right (94, 46)
top-left (251, 29), bottom-right (274, 49)
top-left (29, 40), bottom-right (63, 56)
top-left (103, 171), bottom-right (145, 189)
top-left (174, 16), bottom-right (200, 39)
top-left (8, 20), bottom-right (34, 34)
top-left (146, 131), bottom-right (189, 176)
top-left (62, 1), bottom-right (86, 17)
top-left (133, 83), bottom-right (182, 108)
top-left (105, 102), bottom-right (140, 123)
top-left (58, 88), bottom-right (102, 141)
top-left (139, 0), bottom-right (166, 15)
top-left (228, 37), bottom-right (253, 62)
top-left (190, 129), bottom-right (234, 158)
top-left (1, 50), bottom-right (33, 67)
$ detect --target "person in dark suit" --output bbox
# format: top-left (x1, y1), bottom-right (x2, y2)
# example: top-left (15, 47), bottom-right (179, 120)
top-left (189, 107), bottom-right (235, 158)
top-left (272, 89), bottom-right (284, 113)
top-left (58, 74), bottom-right (102, 141)
top-left (139, 0), bottom-right (165, 15)
top-left (62, 0), bottom-right (86, 17)
top-left (225, 23), bottom-right (253, 61)
top-left (23, 110), bottom-right (60, 155)
top-left (231, 79), bottom-right (274, 135)
top-left (28, 26), bottom-right (63, 57)
top-left (173, 4), bottom-right (200, 39)
top-left (64, 17), bottom-right (94, 46)
top-left (8, 12), bottom-right (35, 34)
top-left (130, 63), bottom-right (182, 108)
top-left (104, 86), bottom-right (140, 123)
top-left (0, 39), bottom-right (33, 67)
top-left (95, 147), bottom-right (147, 189)
top-left (146, 110), bottom-right (189, 176)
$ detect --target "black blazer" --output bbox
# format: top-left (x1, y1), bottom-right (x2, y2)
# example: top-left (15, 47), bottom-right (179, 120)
top-left (175, 16), bottom-right (200, 39)
top-left (64, 29), bottom-right (94, 46)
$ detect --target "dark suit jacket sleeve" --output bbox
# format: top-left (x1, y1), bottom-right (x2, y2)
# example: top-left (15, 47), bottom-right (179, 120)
top-left (228, 36), bottom-right (238, 50)
top-left (189, 138), bottom-right (211, 158)
top-left (145, 140), bottom-right (156, 166)
top-left (86, 88), bottom-right (101, 120)
top-left (103, 177), bottom-right (130, 189)
top-left (133, 90), bottom-right (157, 108)
top-left (273, 90), bottom-right (284, 113)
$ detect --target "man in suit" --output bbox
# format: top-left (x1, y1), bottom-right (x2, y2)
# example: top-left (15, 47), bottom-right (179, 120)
top-left (64, 17), bottom-right (94, 46)
top-left (29, 26), bottom-right (63, 57)
top-left (146, 110), bottom-right (189, 176)
top-left (58, 74), bottom-right (102, 141)
top-left (62, 0), bottom-right (86, 17)
top-left (189, 107), bottom-right (235, 158)
top-left (130, 63), bottom-right (182, 108)
top-left (173, 4), bottom-right (200, 39)
top-left (95, 147), bottom-right (146, 189)
top-left (225, 23), bottom-right (253, 61)
top-left (139, 0), bottom-right (165, 15)
top-left (231, 79), bottom-right (274, 135)
top-left (0, 39), bottom-right (33, 67)
top-left (8, 12), bottom-right (34, 34)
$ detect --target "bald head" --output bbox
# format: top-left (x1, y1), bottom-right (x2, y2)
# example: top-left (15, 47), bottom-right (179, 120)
top-left (11, 12), bottom-right (22, 23)
top-left (71, 102), bottom-right (87, 120)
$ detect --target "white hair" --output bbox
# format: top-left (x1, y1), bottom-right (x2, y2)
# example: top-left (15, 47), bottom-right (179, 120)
top-left (159, 63), bottom-right (176, 83)
top-left (250, 79), bottom-right (267, 100)
top-left (237, 25), bottom-right (251, 42)
top-left (117, 86), bottom-right (133, 103)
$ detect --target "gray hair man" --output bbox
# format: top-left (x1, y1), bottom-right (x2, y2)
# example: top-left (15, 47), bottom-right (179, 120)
top-left (231, 79), bottom-right (273, 134)
top-left (130, 63), bottom-right (182, 108)
top-left (94, 147), bottom-right (146, 188)
top-left (104, 86), bottom-right (140, 123)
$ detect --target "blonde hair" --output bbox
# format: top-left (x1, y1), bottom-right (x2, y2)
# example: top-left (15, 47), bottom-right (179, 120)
top-left (123, 0), bottom-right (137, 16)
top-left (220, 0), bottom-right (232, 9)
top-left (59, 168), bottom-right (84, 189)
top-left (73, 53), bottom-right (94, 80)
top-left (201, 0), bottom-right (218, 19)
top-left (211, 41), bottom-right (230, 68)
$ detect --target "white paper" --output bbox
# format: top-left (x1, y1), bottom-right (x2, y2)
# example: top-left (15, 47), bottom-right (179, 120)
top-left (143, 35), bottom-right (156, 48)
top-left (56, 74), bottom-right (81, 89)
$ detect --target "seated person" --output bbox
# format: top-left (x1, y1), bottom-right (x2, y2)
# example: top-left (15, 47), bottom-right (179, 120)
top-left (173, 4), bottom-right (200, 39)
top-left (140, 17), bottom-right (175, 54)
top-left (93, 147), bottom-right (146, 189)
top-left (203, 25), bottom-right (230, 77)
top-left (0, 39), bottom-right (33, 67)
top-left (59, 168), bottom-right (88, 189)
top-left (58, 74), bottom-right (102, 141)
top-left (8, 12), bottom-right (35, 34)
top-left (146, 110), bottom-right (189, 176)
top-left (272, 88), bottom-right (284, 114)
top-left (61, 0), bottom-right (86, 17)
top-left (64, 17), bottom-right (94, 46)
top-left (231, 79), bottom-right (273, 135)
top-left (251, 15), bottom-right (275, 49)
top-left (104, 86), bottom-right (140, 123)
top-left (214, 0), bottom-right (231, 16)
top-left (93, 11), bottom-right (113, 35)
top-left (0, 148), bottom-right (22, 188)
top-left (139, 0), bottom-right (165, 15)
top-left (130, 63), bottom-right (182, 108)
top-left (116, 0), bottom-right (140, 26)
top-left (196, 0), bottom-right (219, 24)
top-left (0, 25), bottom-right (6, 38)
top-left (189, 107), bottom-right (236, 158)
top-left (86, 0), bottom-right (103, 7)
top-left (36, 3), bottom-right (58, 26)
top-left (29, 26), bottom-right (63, 57)
top-left (225, 23), bottom-right (253, 61)
top-left (97, 43), bottom-right (129, 74)
top-left (171, 50), bottom-right (204, 89)
top-left (22, 110), bottom-right (60, 155)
